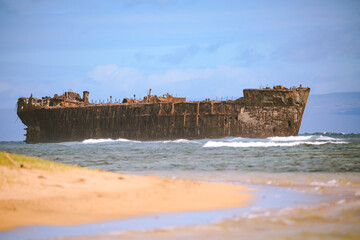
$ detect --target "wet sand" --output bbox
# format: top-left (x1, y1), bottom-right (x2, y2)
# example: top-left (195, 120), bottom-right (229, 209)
top-left (0, 153), bottom-right (254, 231)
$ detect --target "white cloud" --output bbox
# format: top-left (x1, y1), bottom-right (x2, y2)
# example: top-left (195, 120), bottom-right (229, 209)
top-left (87, 64), bottom-right (143, 91)
top-left (273, 26), bottom-right (360, 63)
top-left (161, 44), bottom-right (222, 65)
top-left (86, 64), bottom-right (257, 98)
top-left (88, 64), bottom-right (253, 86)
top-left (148, 66), bottom-right (253, 85)
top-left (0, 81), bottom-right (11, 93)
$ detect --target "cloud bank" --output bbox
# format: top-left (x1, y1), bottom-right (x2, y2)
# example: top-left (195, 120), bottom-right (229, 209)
top-left (86, 64), bottom-right (256, 98)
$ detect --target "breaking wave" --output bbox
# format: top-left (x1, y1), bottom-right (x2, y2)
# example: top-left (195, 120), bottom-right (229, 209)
top-left (203, 135), bottom-right (348, 148)
top-left (316, 135), bottom-right (341, 141)
top-left (80, 134), bottom-right (349, 147)
top-left (162, 139), bottom-right (200, 144)
top-left (82, 138), bottom-right (139, 144)
top-left (268, 136), bottom-right (313, 141)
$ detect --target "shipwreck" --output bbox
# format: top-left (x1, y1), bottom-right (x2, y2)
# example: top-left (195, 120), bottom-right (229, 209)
top-left (17, 86), bottom-right (310, 143)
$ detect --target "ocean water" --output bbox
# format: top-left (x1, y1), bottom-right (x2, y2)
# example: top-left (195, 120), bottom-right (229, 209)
top-left (1, 133), bottom-right (360, 239)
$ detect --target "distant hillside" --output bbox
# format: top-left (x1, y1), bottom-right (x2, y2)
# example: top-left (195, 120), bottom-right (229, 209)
top-left (300, 92), bottom-right (360, 133)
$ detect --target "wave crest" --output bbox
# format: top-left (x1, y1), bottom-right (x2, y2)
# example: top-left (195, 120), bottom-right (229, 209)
top-left (268, 136), bottom-right (312, 141)
top-left (203, 135), bottom-right (348, 148)
top-left (162, 139), bottom-right (200, 144)
top-left (82, 138), bottom-right (137, 144)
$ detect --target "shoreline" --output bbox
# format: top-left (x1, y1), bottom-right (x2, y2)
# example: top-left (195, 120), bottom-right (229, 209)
top-left (0, 153), bottom-right (255, 231)
top-left (1, 184), bottom-right (327, 240)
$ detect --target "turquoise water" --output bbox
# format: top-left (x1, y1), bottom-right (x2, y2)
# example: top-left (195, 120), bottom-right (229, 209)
top-left (1, 133), bottom-right (360, 239)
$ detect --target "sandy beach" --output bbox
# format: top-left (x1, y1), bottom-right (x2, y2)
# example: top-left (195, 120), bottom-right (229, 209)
top-left (0, 152), bottom-right (254, 231)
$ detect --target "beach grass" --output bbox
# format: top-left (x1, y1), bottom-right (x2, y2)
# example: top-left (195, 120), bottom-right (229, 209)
top-left (0, 152), bottom-right (81, 171)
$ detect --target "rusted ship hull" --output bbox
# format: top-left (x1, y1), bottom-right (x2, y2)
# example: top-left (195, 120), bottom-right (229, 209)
top-left (17, 87), bottom-right (310, 143)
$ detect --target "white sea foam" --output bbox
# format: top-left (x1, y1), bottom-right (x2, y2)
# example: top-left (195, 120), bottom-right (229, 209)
top-left (268, 136), bottom-right (313, 141)
top-left (162, 139), bottom-right (199, 144)
top-left (203, 140), bottom-right (347, 148)
top-left (82, 138), bottom-right (137, 144)
top-left (316, 135), bottom-right (341, 141)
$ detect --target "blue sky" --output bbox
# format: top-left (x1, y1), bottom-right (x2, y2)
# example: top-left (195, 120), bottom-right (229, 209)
top-left (0, 0), bottom-right (359, 140)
